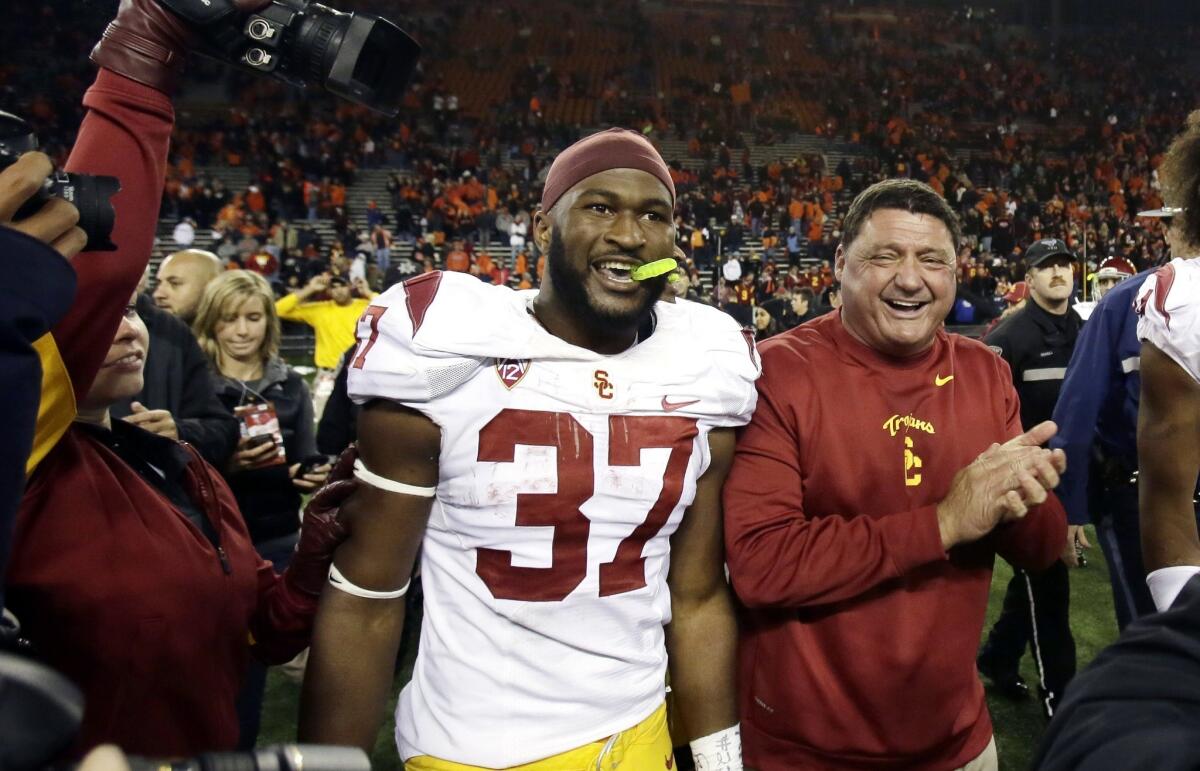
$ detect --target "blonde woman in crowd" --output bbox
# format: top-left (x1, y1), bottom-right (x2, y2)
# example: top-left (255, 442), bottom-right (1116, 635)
top-left (193, 270), bottom-right (333, 747)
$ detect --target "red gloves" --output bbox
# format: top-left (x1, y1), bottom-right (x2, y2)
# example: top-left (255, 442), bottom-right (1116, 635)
top-left (91, 0), bottom-right (197, 93)
top-left (90, 0), bottom-right (270, 94)
top-left (283, 445), bottom-right (358, 598)
top-left (250, 444), bottom-right (358, 663)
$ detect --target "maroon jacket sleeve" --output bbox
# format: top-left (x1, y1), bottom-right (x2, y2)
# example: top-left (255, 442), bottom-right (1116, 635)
top-left (247, 559), bottom-right (321, 665)
top-left (723, 360), bottom-right (947, 610)
top-left (59, 69), bottom-right (174, 401)
top-left (990, 377), bottom-right (1069, 570)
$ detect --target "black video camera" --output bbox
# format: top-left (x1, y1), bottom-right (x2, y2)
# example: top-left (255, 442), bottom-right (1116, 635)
top-left (162, 0), bottom-right (421, 116)
top-left (0, 112), bottom-right (120, 252)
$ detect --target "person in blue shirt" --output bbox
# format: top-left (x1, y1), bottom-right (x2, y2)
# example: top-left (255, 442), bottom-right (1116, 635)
top-left (1050, 207), bottom-right (1186, 630)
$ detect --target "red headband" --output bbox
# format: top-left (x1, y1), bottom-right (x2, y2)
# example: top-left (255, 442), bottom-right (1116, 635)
top-left (539, 128), bottom-right (675, 214)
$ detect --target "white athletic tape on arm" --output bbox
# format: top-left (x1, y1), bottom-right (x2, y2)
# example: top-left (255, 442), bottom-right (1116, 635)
top-left (328, 563), bottom-right (410, 600)
top-left (1147, 565), bottom-right (1200, 612)
top-left (690, 723), bottom-right (743, 771)
top-left (353, 458), bottom-right (436, 497)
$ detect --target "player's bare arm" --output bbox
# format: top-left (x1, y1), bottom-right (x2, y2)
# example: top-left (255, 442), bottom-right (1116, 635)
top-left (666, 427), bottom-right (741, 763)
top-left (1138, 341), bottom-right (1200, 572)
top-left (299, 399), bottom-right (440, 750)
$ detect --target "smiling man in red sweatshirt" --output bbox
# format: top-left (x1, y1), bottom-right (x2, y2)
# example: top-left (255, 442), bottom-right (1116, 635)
top-left (724, 179), bottom-right (1067, 770)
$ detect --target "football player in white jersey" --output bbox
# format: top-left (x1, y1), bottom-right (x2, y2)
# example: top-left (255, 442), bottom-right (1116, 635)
top-left (1136, 111), bottom-right (1200, 613)
top-left (299, 129), bottom-right (758, 770)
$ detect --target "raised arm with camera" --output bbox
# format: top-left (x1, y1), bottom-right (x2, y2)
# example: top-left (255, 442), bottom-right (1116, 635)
top-left (3, 0), bottom-right (423, 756)
top-left (50, 0), bottom-right (243, 409)
top-left (43, 0), bottom-right (418, 414)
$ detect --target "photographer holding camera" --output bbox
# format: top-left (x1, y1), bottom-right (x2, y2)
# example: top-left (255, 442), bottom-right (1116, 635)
top-left (2, 0), bottom-right (418, 758)
top-left (0, 153), bottom-right (84, 612)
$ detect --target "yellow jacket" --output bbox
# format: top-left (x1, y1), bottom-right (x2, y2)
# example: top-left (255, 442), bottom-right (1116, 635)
top-left (275, 293), bottom-right (375, 369)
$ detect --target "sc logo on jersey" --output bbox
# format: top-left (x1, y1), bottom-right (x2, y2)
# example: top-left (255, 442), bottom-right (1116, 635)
top-left (593, 370), bottom-right (614, 400)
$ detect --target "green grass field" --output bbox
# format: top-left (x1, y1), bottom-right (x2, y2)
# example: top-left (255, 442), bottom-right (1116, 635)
top-left (259, 527), bottom-right (1120, 771)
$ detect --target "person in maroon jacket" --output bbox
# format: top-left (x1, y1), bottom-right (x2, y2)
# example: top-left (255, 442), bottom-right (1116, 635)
top-left (723, 179), bottom-right (1069, 770)
top-left (4, 0), bottom-right (354, 757)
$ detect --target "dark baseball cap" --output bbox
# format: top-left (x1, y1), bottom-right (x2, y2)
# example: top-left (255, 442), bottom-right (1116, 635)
top-left (1025, 238), bottom-right (1075, 268)
top-left (328, 275), bottom-right (349, 287)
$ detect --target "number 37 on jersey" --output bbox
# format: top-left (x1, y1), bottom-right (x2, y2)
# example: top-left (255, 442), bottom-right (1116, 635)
top-left (473, 409), bottom-right (698, 604)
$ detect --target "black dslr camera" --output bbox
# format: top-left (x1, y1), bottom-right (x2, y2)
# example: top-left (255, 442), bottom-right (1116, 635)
top-left (162, 0), bottom-right (421, 116)
top-left (0, 112), bottom-right (120, 252)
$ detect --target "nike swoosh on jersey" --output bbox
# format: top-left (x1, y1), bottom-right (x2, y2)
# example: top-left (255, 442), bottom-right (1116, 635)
top-left (935, 374), bottom-right (954, 386)
top-left (661, 396), bottom-right (701, 412)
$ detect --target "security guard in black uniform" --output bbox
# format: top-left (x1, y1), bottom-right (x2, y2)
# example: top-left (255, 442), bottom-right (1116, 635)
top-left (977, 238), bottom-right (1082, 718)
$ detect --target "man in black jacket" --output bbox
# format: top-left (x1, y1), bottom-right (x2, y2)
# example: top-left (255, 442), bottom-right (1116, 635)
top-left (111, 293), bottom-right (238, 467)
top-left (761, 287), bottom-right (816, 331)
top-left (1034, 575), bottom-right (1200, 770)
top-left (978, 238), bottom-right (1084, 718)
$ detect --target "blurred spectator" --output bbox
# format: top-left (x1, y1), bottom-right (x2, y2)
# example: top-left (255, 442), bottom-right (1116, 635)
top-left (275, 273), bottom-right (377, 416)
top-left (509, 217), bottom-right (528, 261)
top-left (196, 271), bottom-right (331, 562)
top-left (444, 239), bottom-right (470, 272)
top-left (371, 223), bottom-right (393, 272)
top-left (153, 249), bottom-right (223, 323)
top-left (172, 217), bottom-right (196, 249)
top-left (763, 286), bottom-right (817, 330)
top-left (315, 346), bottom-right (360, 458)
top-left (752, 306), bottom-right (779, 341)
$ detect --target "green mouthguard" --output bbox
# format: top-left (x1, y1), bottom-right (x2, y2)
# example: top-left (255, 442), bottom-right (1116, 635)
top-left (631, 258), bottom-right (678, 281)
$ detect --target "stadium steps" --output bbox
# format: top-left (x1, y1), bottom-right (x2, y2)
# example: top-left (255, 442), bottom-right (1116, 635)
top-left (151, 133), bottom-right (875, 281)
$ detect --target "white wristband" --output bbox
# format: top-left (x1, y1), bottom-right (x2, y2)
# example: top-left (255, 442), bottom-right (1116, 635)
top-left (353, 459), bottom-right (436, 497)
top-left (329, 563), bottom-right (410, 600)
top-left (1147, 565), bottom-right (1200, 612)
top-left (691, 723), bottom-right (743, 771)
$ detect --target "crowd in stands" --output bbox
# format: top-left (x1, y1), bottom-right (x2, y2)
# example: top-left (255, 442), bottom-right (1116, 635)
top-left (11, 1), bottom-right (1200, 768)
top-left (5, 0), bottom-right (1196, 337)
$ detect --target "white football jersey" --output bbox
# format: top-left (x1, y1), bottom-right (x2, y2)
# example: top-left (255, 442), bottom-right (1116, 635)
top-left (347, 271), bottom-right (759, 766)
top-left (1136, 258), bottom-right (1200, 382)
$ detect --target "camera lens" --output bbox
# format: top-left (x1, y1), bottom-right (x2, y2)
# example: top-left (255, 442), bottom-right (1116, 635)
top-left (290, 4), bottom-right (347, 85)
top-left (46, 171), bottom-right (120, 252)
